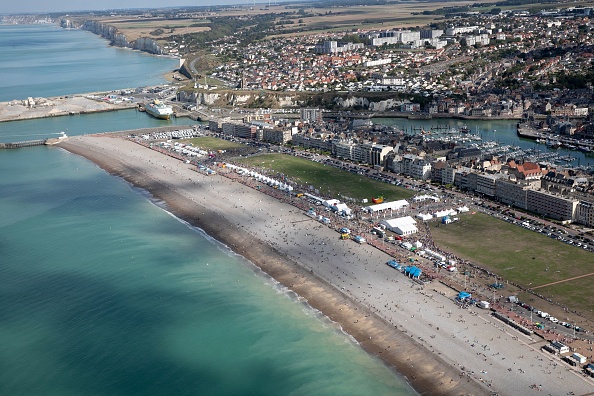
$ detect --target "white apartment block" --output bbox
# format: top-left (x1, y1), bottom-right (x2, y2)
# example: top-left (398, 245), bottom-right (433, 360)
top-left (495, 179), bottom-right (530, 209)
top-left (393, 154), bottom-right (432, 180)
top-left (526, 189), bottom-right (578, 222)
top-left (575, 201), bottom-right (594, 227)
top-left (476, 173), bottom-right (502, 196)
top-left (333, 141), bottom-right (355, 161)
top-left (446, 26), bottom-right (479, 35)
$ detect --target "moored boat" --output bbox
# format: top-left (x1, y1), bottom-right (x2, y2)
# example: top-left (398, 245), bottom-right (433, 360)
top-left (144, 100), bottom-right (174, 120)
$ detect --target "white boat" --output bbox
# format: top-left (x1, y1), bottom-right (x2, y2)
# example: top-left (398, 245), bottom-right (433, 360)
top-left (144, 100), bottom-right (174, 120)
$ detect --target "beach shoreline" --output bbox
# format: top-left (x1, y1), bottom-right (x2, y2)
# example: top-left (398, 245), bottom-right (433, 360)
top-left (56, 135), bottom-right (594, 396)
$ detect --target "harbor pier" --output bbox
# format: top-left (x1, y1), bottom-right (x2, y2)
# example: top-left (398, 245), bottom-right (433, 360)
top-left (0, 139), bottom-right (48, 149)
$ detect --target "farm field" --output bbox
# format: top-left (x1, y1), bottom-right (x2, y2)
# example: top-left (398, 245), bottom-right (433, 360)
top-left (237, 153), bottom-right (415, 202)
top-left (431, 212), bottom-right (594, 316)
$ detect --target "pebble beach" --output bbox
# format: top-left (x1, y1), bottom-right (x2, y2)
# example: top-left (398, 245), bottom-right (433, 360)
top-left (57, 135), bottom-right (594, 396)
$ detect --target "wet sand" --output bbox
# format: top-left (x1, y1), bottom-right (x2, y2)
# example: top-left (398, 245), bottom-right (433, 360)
top-left (57, 135), bottom-right (594, 396)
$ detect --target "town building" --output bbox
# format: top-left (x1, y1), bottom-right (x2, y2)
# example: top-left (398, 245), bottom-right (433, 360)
top-left (526, 189), bottom-right (578, 222)
top-left (262, 128), bottom-right (292, 144)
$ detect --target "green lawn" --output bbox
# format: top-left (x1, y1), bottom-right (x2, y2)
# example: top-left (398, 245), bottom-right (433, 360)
top-left (181, 137), bottom-right (244, 151)
top-left (236, 153), bottom-right (415, 202)
top-left (431, 212), bottom-right (594, 314)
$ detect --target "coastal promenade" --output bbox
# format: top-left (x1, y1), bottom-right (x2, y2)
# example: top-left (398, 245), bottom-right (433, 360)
top-left (57, 135), bottom-right (594, 396)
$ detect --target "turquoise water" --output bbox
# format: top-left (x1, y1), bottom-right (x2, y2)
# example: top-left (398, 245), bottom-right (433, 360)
top-left (0, 108), bottom-right (199, 143)
top-left (0, 23), bottom-right (178, 102)
top-left (0, 147), bottom-right (412, 395)
top-left (0, 24), bottom-right (415, 395)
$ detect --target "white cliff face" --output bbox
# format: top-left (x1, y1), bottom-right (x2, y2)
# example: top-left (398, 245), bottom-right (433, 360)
top-left (334, 96), bottom-right (403, 111)
top-left (199, 93), bottom-right (222, 106)
top-left (335, 96), bottom-right (369, 108)
top-left (368, 98), bottom-right (402, 112)
top-left (134, 37), bottom-right (162, 54)
top-left (177, 90), bottom-right (305, 108)
top-left (80, 20), bottom-right (163, 55)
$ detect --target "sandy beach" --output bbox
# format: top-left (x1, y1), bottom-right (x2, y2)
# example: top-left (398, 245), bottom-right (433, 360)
top-left (57, 135), bottom-right (594, 396)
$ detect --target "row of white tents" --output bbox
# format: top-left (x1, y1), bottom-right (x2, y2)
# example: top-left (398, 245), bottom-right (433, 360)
top-left (416, 206), bottom-right (470, 221)
top-left (363, 199), bottom-right (409, 214)
top-left (303, 193), bottom-right (353, 216)
top-left (161, 141), bottom-right (208, 157)
top-left (225, 163), bottom-right (294, 192)
top-left (412, 195), bottom-right (441, 203)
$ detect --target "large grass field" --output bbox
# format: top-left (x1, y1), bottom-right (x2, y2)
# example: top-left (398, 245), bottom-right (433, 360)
top-left (181, 137), bottom-right (245, 151)
top-left (431, 212), bottom-right (594, 314)
top-left (236, 153), bottom-right (415, 202)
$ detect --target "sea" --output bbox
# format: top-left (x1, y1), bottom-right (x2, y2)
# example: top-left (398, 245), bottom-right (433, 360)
top-left (0, 23), bottom-right (416, 395)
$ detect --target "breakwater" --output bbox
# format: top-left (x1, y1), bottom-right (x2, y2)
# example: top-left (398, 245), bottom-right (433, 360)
top-left (0, 139), bottom-right (47, 149)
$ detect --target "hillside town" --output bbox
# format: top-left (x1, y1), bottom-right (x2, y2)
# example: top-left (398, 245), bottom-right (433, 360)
top-left (199, 7), bottom-right (594, 124)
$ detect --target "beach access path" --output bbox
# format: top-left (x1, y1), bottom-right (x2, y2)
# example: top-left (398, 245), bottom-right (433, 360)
top-left (57, 135), bottom-right (594, 396)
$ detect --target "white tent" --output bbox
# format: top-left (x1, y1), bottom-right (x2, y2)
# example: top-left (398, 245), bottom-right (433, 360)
top-left (416, 213), bottom-right (433, 221)
top-left (380, 216), bottom-right (418, 236)
top-left (363, 200), bottom-right (409, 214)
top-left (434, 209), bottom-right (457, 218)
top-left (332, 202), bottom-right (352, 216)
top-left (323, 199), bottom-right (340, 208)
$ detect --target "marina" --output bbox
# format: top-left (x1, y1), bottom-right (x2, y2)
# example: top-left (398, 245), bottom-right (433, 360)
top-left (375, 117), bottom-right (594, 174)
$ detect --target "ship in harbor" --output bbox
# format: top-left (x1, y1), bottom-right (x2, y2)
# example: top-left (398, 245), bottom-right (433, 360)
top-left (144, 100), bottom-right (174, 120)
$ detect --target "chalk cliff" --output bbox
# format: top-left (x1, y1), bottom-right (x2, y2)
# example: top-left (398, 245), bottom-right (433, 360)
top-left (59, 19), bottom-right (163, 55)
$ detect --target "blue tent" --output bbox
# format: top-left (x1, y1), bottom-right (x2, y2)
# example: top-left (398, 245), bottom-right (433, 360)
top-left (458, 291), bottom-right (471, 300)
top-left (403, 266), bottom-right (422, 278)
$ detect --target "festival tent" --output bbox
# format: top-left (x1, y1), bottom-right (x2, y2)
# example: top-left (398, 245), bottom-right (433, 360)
top-left (457, 291), bottom-right (472, 300)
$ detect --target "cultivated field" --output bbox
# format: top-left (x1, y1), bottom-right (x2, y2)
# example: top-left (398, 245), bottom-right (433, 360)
top-left (237, 153), bottom-right (415, 202)
top-left (431, 212), bottom-right (594, 316)
top-left (92, 17), bottom-right (210, 41)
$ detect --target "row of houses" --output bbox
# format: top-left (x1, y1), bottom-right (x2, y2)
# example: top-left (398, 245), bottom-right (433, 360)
top-left (397, 154), bottom-right (594, 225)
top-left (206, 117), bottom-right (593, 226)
top-left (291, 132), bottom-right (594, 225)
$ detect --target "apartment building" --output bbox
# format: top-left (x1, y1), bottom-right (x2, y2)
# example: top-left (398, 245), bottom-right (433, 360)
top-left (292, 134), bottom-right (333, 152)
top-left (495, 178), bottom-right (530, 209)
top-left (476, 173), bottom-right (503, 197)
top-left (392, 154), bottom-right (432, 180)
top-left (300, 108), bottom-right (322, 123)
top-left (262, 128), bottom-right (292, 144)
top-left (221, 122), bottom-right (257, 139)
top-left (333, 141), bottom-right (356, 161)
top-left (526, 189), bottom-right (578, 222)
top-left (454, 168), bottom-right (477, 191)
top-left (575, 201), bottom-right (594, 227)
